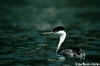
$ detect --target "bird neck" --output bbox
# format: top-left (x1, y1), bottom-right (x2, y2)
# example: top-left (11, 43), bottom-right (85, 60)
top-left (56, 31), bottom-right (66, 52)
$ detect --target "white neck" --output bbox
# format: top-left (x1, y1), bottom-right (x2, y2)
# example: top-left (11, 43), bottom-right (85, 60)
top-left (56, 31), bottom-right (66, 52)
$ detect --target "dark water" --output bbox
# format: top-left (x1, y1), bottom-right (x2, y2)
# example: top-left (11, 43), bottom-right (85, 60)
top-left (0, 0), bottom-right (100, 66)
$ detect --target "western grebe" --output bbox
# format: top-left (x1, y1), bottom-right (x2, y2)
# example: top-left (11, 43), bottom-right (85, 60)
top-left (43, 26), bottom-right (86, 59)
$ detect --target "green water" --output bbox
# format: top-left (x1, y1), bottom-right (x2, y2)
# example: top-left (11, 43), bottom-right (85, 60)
top-left (0, 0), bottom-right (100, 66)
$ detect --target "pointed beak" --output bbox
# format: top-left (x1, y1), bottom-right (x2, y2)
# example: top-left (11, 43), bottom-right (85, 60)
top-left (42, 32), bottom-right (54, 35)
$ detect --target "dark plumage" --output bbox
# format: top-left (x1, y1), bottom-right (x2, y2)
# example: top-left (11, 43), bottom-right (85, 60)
top-left (53, 26), bottom-right (65, 32)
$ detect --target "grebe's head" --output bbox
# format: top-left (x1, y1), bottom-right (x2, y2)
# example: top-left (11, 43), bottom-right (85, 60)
top-left (43, 26), bottom-right (66, 36)
top-left (52, 26), bottom-right (66, 36)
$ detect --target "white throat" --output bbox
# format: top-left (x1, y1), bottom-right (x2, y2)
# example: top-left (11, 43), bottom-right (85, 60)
top-left (56, 30), bottom-right (66, 52)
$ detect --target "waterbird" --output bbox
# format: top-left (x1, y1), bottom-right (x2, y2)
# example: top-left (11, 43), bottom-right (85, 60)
top-left (43, 26), bottom-right (86, 59)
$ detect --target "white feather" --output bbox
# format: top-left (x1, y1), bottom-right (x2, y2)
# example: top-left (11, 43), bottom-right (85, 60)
top-left (56, 30), bottom-right (66, 52)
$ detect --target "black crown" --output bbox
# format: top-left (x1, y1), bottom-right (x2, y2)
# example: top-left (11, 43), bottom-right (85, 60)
top-left (53, 26), bottom-right (65, 32)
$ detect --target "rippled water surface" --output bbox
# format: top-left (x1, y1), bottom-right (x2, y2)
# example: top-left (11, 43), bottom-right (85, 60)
top-left (0, 0), bottom-right (100, 66)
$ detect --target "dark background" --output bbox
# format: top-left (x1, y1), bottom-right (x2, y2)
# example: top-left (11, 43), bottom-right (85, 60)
top-left (0, 0), bottom-right (100, 66)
